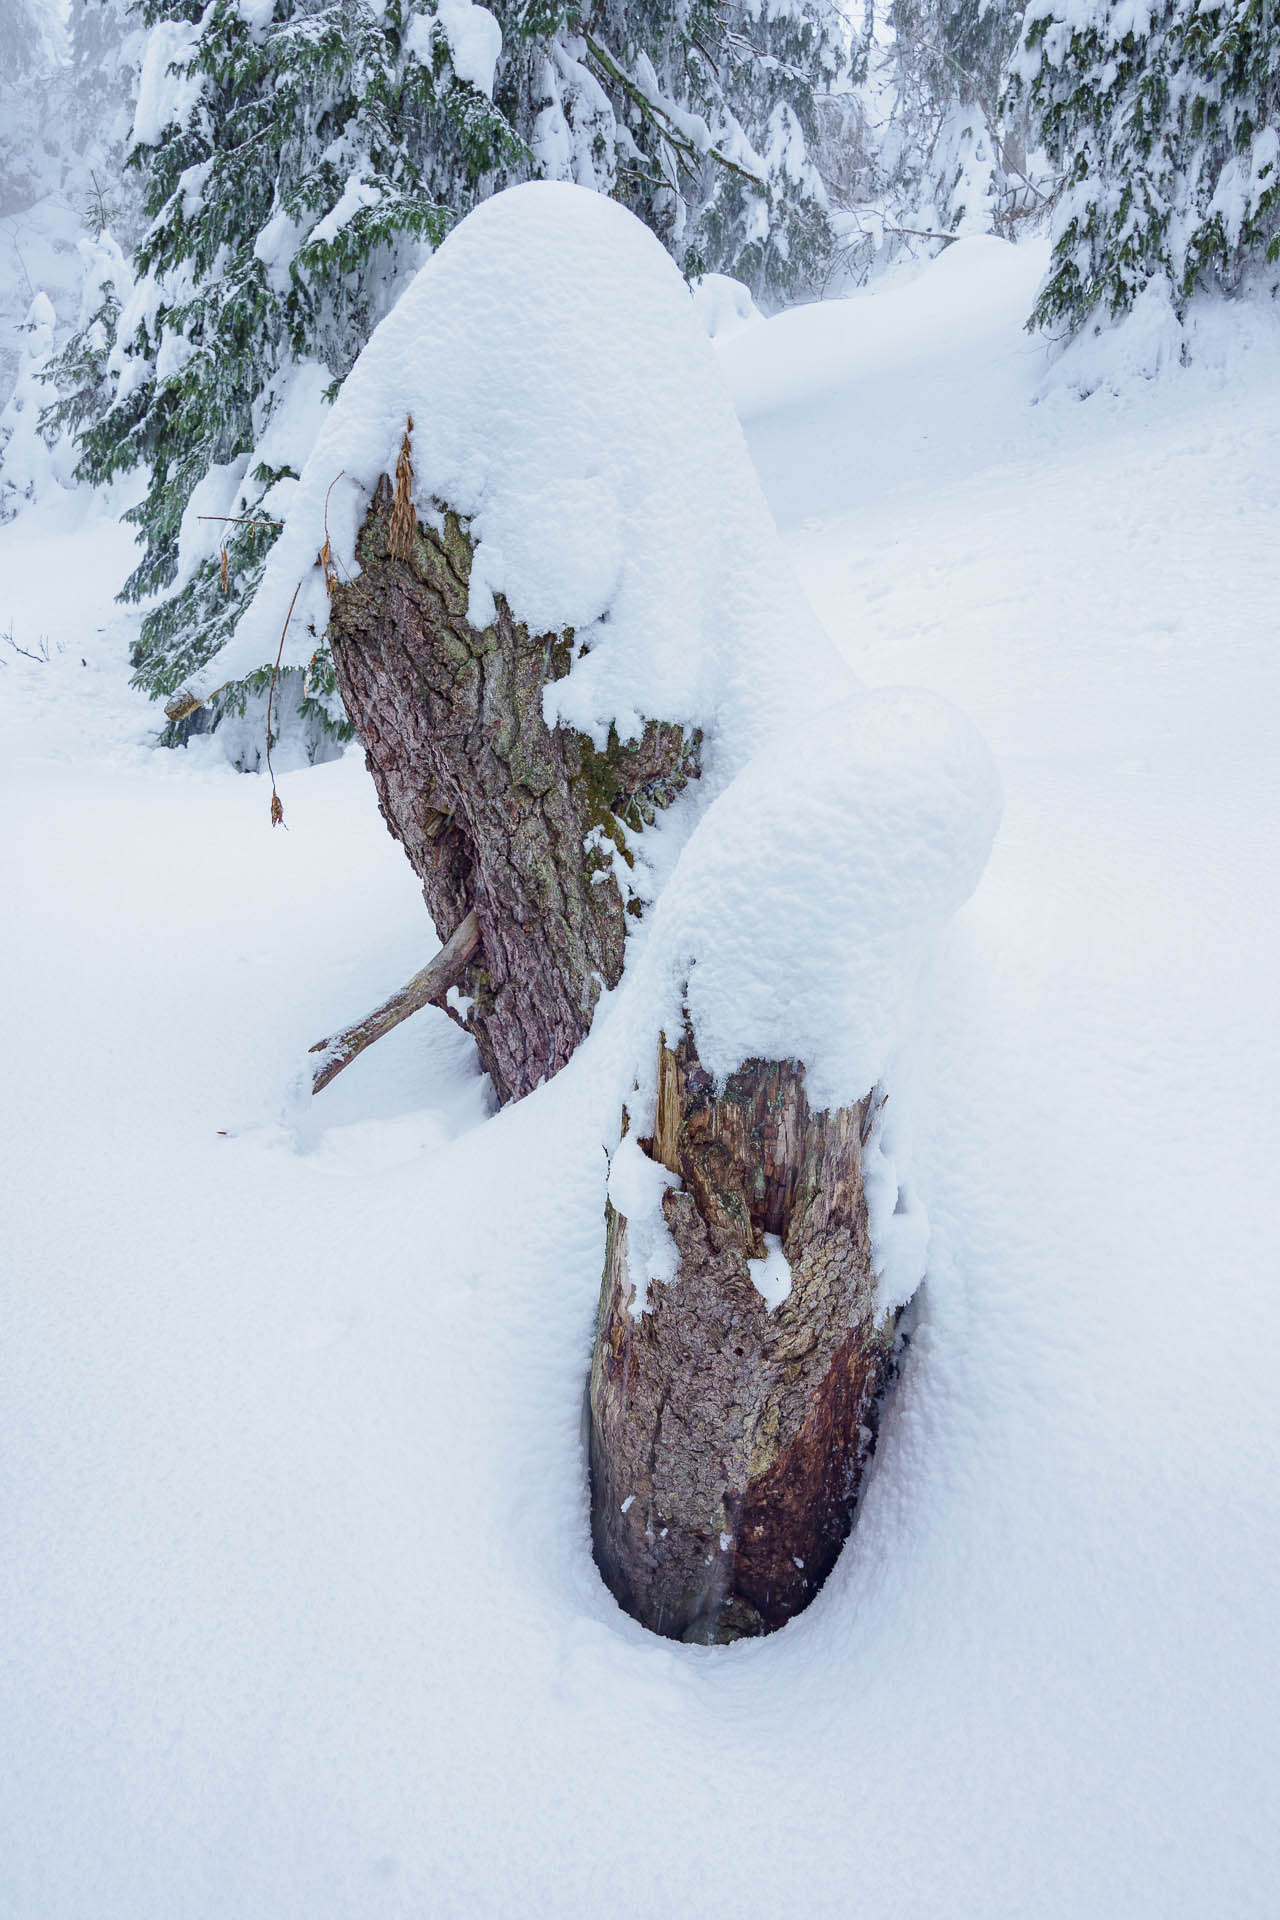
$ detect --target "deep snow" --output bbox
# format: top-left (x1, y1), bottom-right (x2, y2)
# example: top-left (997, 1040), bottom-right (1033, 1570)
top-left (2, 237), bottom-right (1279, 1917)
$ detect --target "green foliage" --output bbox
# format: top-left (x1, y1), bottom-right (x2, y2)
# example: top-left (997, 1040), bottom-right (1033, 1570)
top-left (1016, 0), bottom-right (1280, 335)
top-left (68, 0), bottom-right (524, 736)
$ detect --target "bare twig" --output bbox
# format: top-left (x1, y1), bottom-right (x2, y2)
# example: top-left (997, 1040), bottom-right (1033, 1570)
top-left (2, 623), bottom-right (52, 663)
top-left (266, 578), bottom-right (302, 827)
top-left (195, 514), bottom-right (283, 529)
top-left (318, 469), bottom-right (347, 594)
top-left (309, 910), bottom-right (482, 1093)
top-left (860, 1087), bottom-right (888, 1147)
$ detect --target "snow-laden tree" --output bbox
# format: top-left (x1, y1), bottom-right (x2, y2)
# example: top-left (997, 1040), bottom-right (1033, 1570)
top-left (64, 0), bottom-right (149, 247)
top-left (813, 0), bottom-right (1043, 287)
top-left (0, 293), bottom-right (68, 518)
top-left (886, 0), bottom-right (1037, 234)
top-left (1015, 0), bottom-right (1280, 336)
top-left (56, 0), bottom-right (842, 754)
top-left (0, 0), bottom-right (64, 220)
top-left (1, 2), bottom-right (143, 426)
top-left (889, 0), bottom-right (1027, 211)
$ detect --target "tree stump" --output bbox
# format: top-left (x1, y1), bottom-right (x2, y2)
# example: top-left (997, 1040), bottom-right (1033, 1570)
top-left (589, 1029), bottom-right (898, 1642)
top-left (327, 475), bottom-right (699, 1104)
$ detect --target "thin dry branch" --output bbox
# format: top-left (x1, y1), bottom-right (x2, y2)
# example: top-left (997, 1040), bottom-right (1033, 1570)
top-left (265, 579), bottom-right (302, 826)
top-left (308, 909), bottom-right (482, 1093)
top-left (195, 514), bottom-right (284, 529)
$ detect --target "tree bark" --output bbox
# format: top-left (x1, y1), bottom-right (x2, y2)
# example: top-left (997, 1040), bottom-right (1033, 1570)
top-left (589, 1030), bottom-right (898, 1643)
top-left (327, 476), bottom-right (700, 1105)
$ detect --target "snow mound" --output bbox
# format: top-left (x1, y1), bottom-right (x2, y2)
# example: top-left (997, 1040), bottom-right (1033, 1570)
top-left (194, 181), bottom-right (844, 776)
top-left (691, 271), bottom-right (762, 341)
top-left (622, 688), bottom-right (1002, 1116)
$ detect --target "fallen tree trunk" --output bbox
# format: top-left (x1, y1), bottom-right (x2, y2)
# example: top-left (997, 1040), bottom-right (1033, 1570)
top-left (589, 1029), bottom-right (898, 1643)
top-left (327, 468), bottom-right (700, 1105)
top-left (308, 909), bottom-right (480, 1094)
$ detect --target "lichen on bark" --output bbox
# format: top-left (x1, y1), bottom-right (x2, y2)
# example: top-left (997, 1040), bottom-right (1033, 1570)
top-left (326, 475), bottom-right (700, 1104)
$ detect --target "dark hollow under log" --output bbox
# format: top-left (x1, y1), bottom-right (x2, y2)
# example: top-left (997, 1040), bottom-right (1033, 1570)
top-left (589, 1030), bottom-right (899, 1643)
top-left (327, 475), bottom-right (700, 1105)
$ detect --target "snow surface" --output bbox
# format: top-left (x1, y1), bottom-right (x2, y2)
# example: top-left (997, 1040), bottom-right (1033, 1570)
top-left (3, 236), bottom-right (1280, 1917)
top-left (619, 686), bottom-right (1001, 1115)
top-left (690, 270), bottom-right (762, 340)
top-left (746, 1233), bottom-right (792, 1312)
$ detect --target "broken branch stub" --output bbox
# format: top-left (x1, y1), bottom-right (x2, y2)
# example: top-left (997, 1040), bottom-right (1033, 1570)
top-left (309, 909), bottom-right (481, 1094)
top-left (589, 1029), bottom-right (898, 1644)
top-left (326, 468), bottom-right (700, 1105)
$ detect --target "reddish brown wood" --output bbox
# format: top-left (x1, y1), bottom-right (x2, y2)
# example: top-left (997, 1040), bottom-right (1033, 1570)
top-left (589, 1031), bottom-right (898, 1642)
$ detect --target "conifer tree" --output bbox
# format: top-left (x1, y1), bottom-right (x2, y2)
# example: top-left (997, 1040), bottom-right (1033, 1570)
top-left (885, 0), bottom-right (1033, 242)
top-left (64, 0), bottom-right (148, 246)
top-left (0, 1), bottom-right (63, 220)
top-left (56, 0), bottom-right (843, 753)
top-left (1016, 0), bottom-right (1280, 336)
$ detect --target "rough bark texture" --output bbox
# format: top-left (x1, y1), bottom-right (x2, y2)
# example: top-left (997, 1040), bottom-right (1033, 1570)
top-left (589, 1031), bottom-right (898, 1643)
top-left (327, 477), bottom-right (700, 1105)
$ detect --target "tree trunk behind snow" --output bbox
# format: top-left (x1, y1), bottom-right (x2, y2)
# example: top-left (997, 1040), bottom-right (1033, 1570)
top-left (327, 476), bottom-right (700, 1104)
top-left (589, 1030), bottom-right (898, 1642)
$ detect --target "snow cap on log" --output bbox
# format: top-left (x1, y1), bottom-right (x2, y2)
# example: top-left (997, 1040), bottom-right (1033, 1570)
top-left (620, 687), bottom-right (1003, 1117)
top-left (188, 180), bottom-right (845, 771)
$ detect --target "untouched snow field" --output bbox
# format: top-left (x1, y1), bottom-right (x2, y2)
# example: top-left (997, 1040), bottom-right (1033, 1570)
top-left (3, 238), bottom-right (1279, 1915)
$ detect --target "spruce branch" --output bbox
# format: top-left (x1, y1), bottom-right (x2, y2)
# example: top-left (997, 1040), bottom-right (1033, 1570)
top-left (582, 33), bottom-right (767, 190)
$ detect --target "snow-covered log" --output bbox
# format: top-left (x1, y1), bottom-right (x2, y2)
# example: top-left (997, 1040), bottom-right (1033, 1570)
top-left (590, 690), bottom-right (1002, 1640)
top-left (194, 183), bottom-right (843, 1102)
top-left (182, 185), bottom-right (1001, 1641)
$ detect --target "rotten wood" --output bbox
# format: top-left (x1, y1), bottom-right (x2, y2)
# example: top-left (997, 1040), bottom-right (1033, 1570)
top-left (589, 1028), bottom-right (899, 1643)
top-left (308, 909), bottom-right (481, 1094)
